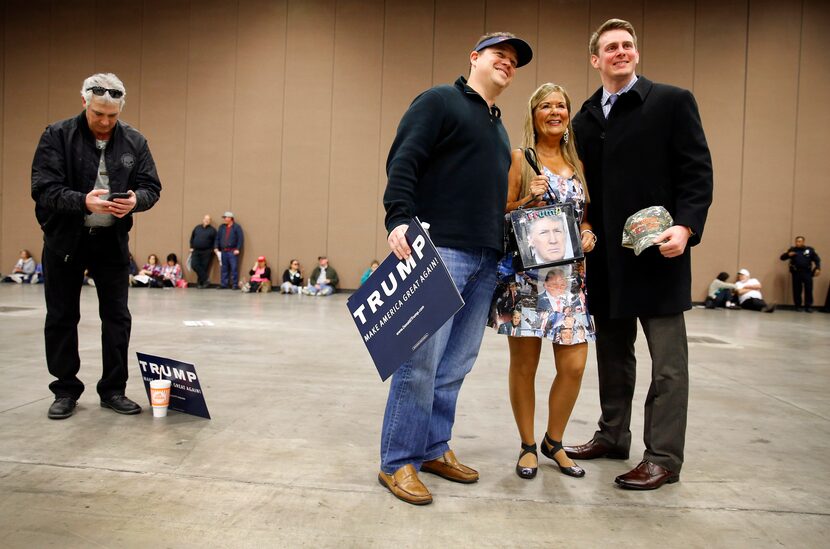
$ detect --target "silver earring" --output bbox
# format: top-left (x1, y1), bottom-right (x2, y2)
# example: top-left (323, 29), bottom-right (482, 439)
top-left (563, 129), bottom-right (570, 145)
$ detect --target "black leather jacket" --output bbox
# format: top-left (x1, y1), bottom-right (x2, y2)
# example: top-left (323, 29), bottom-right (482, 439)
top-left (31, 111), bottom-right (161, 262)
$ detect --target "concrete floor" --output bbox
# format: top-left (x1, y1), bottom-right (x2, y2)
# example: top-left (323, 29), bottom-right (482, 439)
top-left (0, 284), bottom-right (827, 548)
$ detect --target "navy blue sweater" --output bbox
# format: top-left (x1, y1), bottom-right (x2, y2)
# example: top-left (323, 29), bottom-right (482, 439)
top-left (384, 77), bottom-right (511, 252)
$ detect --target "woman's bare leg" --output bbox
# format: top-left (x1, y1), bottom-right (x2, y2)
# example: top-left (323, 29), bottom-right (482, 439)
top-left (544, 342), bottom-right (588, 467)
top-left (508, 336), bottom-right (543, 468)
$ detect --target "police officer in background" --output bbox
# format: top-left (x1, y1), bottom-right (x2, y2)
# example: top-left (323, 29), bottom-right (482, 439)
top-left (32, 73), bottom-right (162, 420)
top-left (780, 236), bottom-right (821, 312)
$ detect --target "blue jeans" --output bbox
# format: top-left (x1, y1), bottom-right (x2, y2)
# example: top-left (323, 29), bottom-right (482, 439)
top-left (380, 246), bottom-right (499, 473)
top-left (305, 283), bottom-right (334, 296)
top-left (220, 251), bottom-right (239, 288)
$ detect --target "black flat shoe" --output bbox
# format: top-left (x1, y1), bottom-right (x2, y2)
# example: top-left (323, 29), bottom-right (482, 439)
top-left (100, 394), bottom-right (142, 415)
top-left (541, 433), bottom-right (585, 478)
top-left (516, 442), bottom-right (538, 479)
top-left (47, 397), bottom-right (77, 419)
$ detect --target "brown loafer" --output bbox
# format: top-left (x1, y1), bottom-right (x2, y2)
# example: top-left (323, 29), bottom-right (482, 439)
top-left (378, 464), bottom-right (433, 505)
top-left (563, 438), bottom-right (629, 460)
top-left (421, 450), bottom-right (479, 484)
top-left (615, 460), bottom-right (679, 490)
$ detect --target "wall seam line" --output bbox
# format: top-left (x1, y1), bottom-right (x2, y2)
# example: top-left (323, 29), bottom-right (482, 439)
top-left (278, 0), bottom-right (290, 266)
top-left (229, 0), bottom-right (241, 217)
top-left (182, 0), bottom-right (192, 258)
top-left (325, 0), bottom-right (338, 255)
top-left (375, 0), bottom-right (387, 260)
top-left (737, 0), bottom-right (750, 269)
top-left (789, 0), bottom-right (805, 240)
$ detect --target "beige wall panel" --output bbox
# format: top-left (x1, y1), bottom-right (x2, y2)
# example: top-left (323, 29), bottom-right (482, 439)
top-left (792, 0), bottom-right (830, 306)
top-left (2, 1), bottom-right (53, 269)
top-left (181, 0), bottom-right (238, 273)
top-left (47, 0), bottom-right (95, 122)
top-left (536, 0), bottom-right (591, 106)
top-left (327, 0), bottom-right (384, 289)
top-left (374, 0), bottom-right (435, 261)
top-left (93, 0), bottom-right (143, 127)
top-left (92, 0), bottom-right (145, 262)
top-left (586, 0), bottom-right (643, 90)
top-left (433, 0), bottom-right (485, 87)
top-left (688, 0), bottom-right (747, 299)
top-left (740, 0), bottom-right (802, 302)
top-left (642, 0), bottom-right (694, 90)
top-left (135, 0), bottom-right (190, 267)
top-left (1, 0), bottom-right (827, 302)
top-left (484, 1), bottom-right (539, 146)
top-left (231, 0), bottom-right (287, 278)
top-left (279, 0), bottom-right (336, 281)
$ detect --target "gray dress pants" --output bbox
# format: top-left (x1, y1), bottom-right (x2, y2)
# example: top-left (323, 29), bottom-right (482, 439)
top-left (593, 313), bottom-right (688, 473)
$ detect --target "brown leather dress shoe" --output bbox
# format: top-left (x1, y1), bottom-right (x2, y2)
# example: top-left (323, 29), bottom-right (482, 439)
top-left (615, 460), bottom-right (679, 490)
top-left (421, 450), bottom-right (479, 483)
top-left (378, 464), bottom-right (433, 505)
top-left (563, 438), bottom-right (629, 460)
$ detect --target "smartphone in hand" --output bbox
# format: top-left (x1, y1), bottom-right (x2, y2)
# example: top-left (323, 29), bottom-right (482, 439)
top-left (107, 192), bottom-right (131, 200)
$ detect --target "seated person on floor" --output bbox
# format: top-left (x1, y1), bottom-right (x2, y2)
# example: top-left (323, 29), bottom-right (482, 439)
top-left (705, 271), bottom-right (737, 309)
top-left (128, 253), bottom-right (138, 285)
top-left (735, 268), bottom-right (775, 312)
top-left (243, 256), bottom-right (271, 293)
top-left (2, 249), bottom-right (37, 283)
top-left (303, 256), bottom-right (339, 296)
top-left (280, 259), bottom-right (303, 294)
top-left (160, 253), bottom-right (184, 288)
top-left (132, 254), bottom-right (162, 287)
top-left (361, 260), bottom-right (379, 285)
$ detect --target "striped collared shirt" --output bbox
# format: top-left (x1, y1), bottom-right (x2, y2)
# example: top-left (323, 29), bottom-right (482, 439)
top-left (601, 75), bottom-right (638, 118)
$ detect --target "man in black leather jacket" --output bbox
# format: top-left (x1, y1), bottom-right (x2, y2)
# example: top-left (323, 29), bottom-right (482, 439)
top-left (31, 73), bottom-right (161, 420)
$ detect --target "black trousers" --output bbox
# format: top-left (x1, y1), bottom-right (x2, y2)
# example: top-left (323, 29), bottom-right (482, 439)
top-left (43, 229), bottom-right (131, 400)
top-left (791, 270), bottom-right (813, 308)
top-left (740, 297), bottom-right (768, 311)
top-left (191, 248), bottom-right (213, 285)
top-left (593, 313), bottom-right (688, 473)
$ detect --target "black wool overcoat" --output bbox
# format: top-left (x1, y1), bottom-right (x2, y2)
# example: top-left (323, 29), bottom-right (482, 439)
top-left (573, 76), bottom-right (713, 319)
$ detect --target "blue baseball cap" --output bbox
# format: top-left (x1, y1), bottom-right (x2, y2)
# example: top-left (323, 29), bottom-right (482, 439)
top-left (474, 34), bottom-right (533, 68)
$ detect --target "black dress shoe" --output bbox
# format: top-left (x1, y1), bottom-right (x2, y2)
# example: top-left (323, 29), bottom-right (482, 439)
top-left (100, 395), bottom-right (142, 415)
top-left (541, 433), bottom-right (585, 478)
top-left (563, 438), bottom-right (629, 460)
top-left (615, 460), bottom-right (679, 490)
top-left (47, 397), bottom-right (77, 419)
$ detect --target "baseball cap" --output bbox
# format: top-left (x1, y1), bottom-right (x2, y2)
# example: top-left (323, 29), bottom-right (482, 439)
top-left (738, 268), bottom-right (750, 276)
top-left (474, 34), bottom-right (533, 68)
top-left (621, 206), bottom-right (674, 256)
top-left (223, 211), bottom-right (234, 218)
top-left (257, 256), bottom-right (266, 262)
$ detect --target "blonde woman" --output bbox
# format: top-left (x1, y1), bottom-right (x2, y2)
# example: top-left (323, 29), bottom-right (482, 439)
top-left (489, 83), bottom-right (597, 479)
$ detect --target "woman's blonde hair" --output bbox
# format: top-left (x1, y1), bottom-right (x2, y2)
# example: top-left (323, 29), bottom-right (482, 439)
top-left (519, 83), bottom-right (589, 202)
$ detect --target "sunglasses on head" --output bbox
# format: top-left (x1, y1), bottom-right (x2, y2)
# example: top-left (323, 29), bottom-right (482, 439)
top-left (86, 86), bottom-right (124, 99)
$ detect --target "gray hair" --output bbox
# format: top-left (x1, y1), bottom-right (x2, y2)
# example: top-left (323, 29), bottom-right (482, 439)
top-left (81, 73), bottom-right (126, 111)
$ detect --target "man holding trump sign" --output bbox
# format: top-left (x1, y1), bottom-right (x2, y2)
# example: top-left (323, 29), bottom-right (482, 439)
top-left (378, 32), bottom-right (533, 505)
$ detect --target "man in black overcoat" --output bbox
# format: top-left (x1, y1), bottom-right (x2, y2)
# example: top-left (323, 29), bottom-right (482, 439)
top-left (564, 19), bottom-right (713, 490)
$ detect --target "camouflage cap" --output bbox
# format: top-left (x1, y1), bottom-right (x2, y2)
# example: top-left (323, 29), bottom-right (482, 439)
top-left (621, 206), bottom-right (674, 256)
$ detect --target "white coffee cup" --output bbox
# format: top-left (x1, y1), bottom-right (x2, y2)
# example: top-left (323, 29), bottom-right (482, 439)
top-left (149, 379), bottom-right (172, 418)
